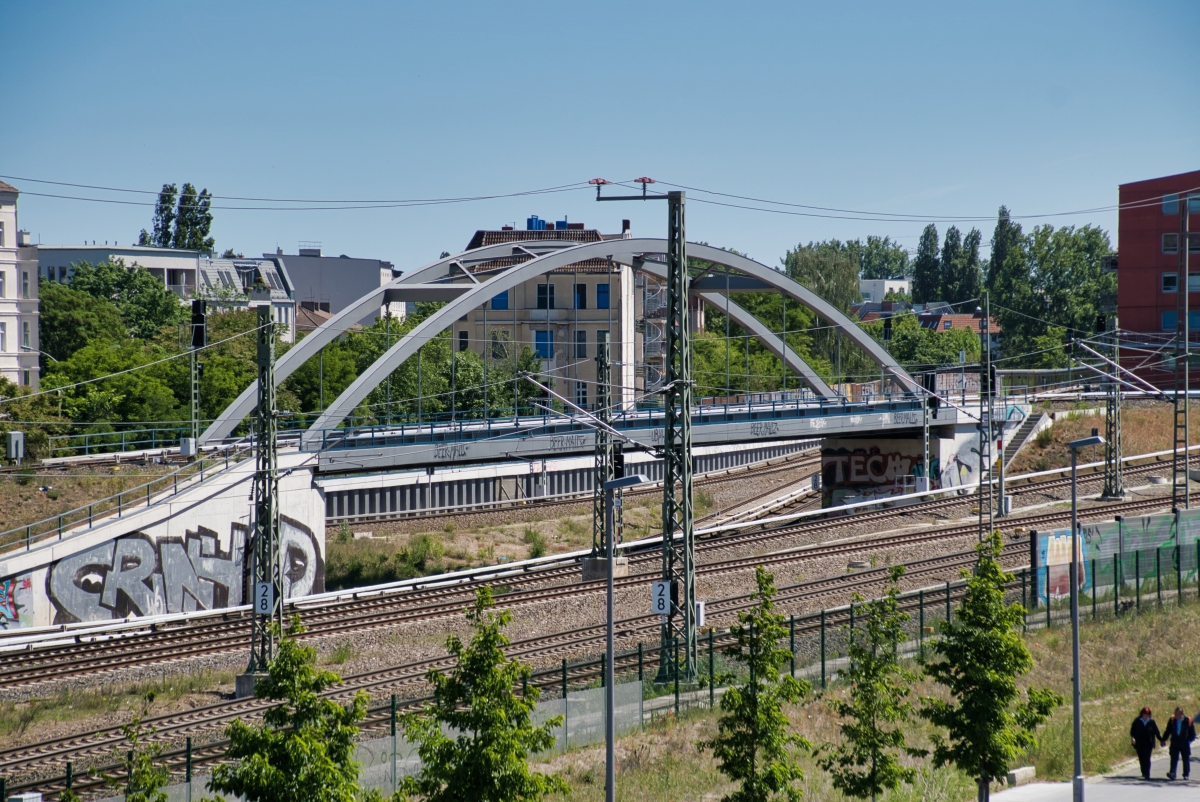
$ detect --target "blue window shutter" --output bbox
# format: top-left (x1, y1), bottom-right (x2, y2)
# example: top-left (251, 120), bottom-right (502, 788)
top-left (491, 290), bottom-right (509, 310)
top-left (1163, 311), bottom-right (1178, 331)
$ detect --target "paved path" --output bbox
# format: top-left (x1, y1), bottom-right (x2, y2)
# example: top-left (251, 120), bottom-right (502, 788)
top-left (996, 750), bottom-right (1199, 801)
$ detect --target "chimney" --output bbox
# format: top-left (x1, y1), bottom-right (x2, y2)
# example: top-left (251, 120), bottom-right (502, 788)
top-left (276, 246), bottom-right (283, 255)
top-left (17, 230), bottom-right (31, 247)
top-left (622, 219), bottom-right (631, 238)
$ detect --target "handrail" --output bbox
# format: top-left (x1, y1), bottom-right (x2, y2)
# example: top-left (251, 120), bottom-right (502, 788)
top-left (0, 439), bottom-right (256, 557)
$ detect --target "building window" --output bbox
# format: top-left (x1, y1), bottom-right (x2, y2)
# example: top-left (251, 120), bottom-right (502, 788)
top-left (1192, 233), bottom-right (1200, 253)
top-left (597, 283), bottom-right (610, 309)
top-left (0, 322), bottom-right (6, 351)
top-left (1163, 311), bottom-right (1178, 331)
top-left (491, 290), bottom-right (509, 311)
top-left (22, 370), bottom-right (30, 387)
top-left (1191, 311), bottom-right (1200, 330)
top-left (489, 328), bottom-right (511, 360)
top-left (1164, 273), bottom-right (1179, 293)
top-left (534, 330), bottom-right (553, 359)
top-left (575, 330), bottom-right (587, 358)
top-left (943, 321), bottom-right (952, 330)
top-left (574, 283), bottom-right (587, 310)
top-left (21, 272), bottom-right (29, 299)
top-left (458, 330), bottom-right (469, 352)
top-left (22, 321), bottom-right (30, 349)
top-left (537, 283), bottom-right (555, 309)
top-left (1192, 195), bottom-right (1200, 214)
top-left (1164, 194), bottom-right (1180, 215)
top-left (574, 383), bottom-right (588, 410)
top-left (0, 271), bottom-right (5, 298)
top-left (1164, 233), bottom-right (1180, 254)
top-left (0, 222), bottom-right (4, 247)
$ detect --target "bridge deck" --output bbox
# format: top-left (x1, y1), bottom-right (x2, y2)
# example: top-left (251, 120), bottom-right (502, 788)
top-left (311, 397), bottom-right (960, 472)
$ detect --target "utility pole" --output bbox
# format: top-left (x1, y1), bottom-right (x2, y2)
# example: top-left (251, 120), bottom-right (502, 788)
top-left (242, 302), bottom-right (281, 695)
top-left (595, 178), bottom-right (696, 681)
top-left (189, 300), bottom-right (207, 450)
top-left (1101, 291), bottom-right (1124, 500)
top-left (1174, 204), bottom-right (1191, 510)
top-left (591, 340), bottom-right (619, 555)
top-left (978, 293), bottom-right (994, 541)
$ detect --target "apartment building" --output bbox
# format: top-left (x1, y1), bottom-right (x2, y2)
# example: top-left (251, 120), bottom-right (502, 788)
top-left (453, 217), bottom-right (639, 410)
top-left (0, 181), bottom-right (39, 389)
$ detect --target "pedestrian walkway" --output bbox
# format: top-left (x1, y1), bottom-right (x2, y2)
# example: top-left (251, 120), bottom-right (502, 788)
top-left (995, 751), bottom-right (1199, 801)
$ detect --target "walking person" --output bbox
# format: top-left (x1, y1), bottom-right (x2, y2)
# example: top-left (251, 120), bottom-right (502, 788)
top-left (1161, 706), bottom-right (1196, 780)
top-left (1131, 706), bottom-right (1163, 780)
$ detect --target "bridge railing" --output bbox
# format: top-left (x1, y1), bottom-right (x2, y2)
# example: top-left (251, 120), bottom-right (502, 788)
top-left (0, 440), bottom-right (256, 557)
top-left (303, 394), bottom-right (928, 452)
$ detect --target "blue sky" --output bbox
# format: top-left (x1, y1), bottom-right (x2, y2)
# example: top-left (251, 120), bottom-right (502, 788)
top-left (3, 0), bottom-right (1196, 270)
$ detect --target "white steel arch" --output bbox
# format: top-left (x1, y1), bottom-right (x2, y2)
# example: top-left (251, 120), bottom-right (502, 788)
top-left (297, 239), bottom-right (916, 448)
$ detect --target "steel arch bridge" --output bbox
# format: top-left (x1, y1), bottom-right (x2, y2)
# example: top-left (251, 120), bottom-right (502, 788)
top-left (200, 237), bottom-right (918, 447)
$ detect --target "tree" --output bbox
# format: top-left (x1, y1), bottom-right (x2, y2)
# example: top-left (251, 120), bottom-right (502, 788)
top-left (209, 617), bottom-right (373, 802)
top-left (401, 586), bottom-right (566, 802)
top-left (102, 694), bottom-right (170, 802)
top-left (139, 184), bottom-right (178, 248)
top-left (784, 242), bottom-right (860, 380)
top-left (865, 314), bottom-right (979, 368)
top-left (911, 225), bottom-right (941, 304)
top-left (69, 258), bottom-right (184, 338)
top-left (702, 567), bottom-right (811, 802)
top-left (919, 533), bottom-right (1063, 802)
top-left (939, 227), bottom-right (963, 304)
top-left (38, 279), bottom-right (127, 363)
top-left (941, 228), bottom-right (983, 306)
top-left (985, 206), bottom-right (1020, 292)
top-left (172, 183), bottom-right (215, 252)
top-left (854, 236), bottom-right (910, 280)
top-left (819, 566), bottom-right (923, 801)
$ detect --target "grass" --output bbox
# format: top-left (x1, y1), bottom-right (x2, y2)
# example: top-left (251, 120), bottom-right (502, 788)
top-left (324, 533), bottom-right (449, 590)
top-left (524, 527), bottom-right (548, 559)
top-left (0, 463), bottom-right (176, 538)
top-left (325, 643), bottom-right (356, 665)
top-left (1010, 402), bottom-right (1200, 474)
top-left (542, 593), bottom-right (1200, 800)
top-left (0, 670), bottom-right (232, 741)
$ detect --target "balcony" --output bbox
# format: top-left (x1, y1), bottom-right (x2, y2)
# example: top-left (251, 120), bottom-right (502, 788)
top-left (169, 284), bottom-right (195, 299)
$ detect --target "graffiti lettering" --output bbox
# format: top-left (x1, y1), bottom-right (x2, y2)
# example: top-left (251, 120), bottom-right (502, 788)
top-left (45, 517), bottom-right (323, 625)
top-left (434, 443), bottom-right (470, 461)
top-left (808, 419), bottom-right (827, 430)
top-left (750, 422), bottom-right (779, 437)
top-left (0, 574), bottom-right (33, 630)
top-left (549, 434), bottom-right (589, 451)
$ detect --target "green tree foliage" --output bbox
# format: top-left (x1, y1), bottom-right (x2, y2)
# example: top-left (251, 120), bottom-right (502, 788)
top-left (38, 279), bottom-right (127, 362)
top-left (702, 567), bottom-right (811, 802)
top-left (42, 339), bottom-right (184, 425)
top-left (984, 208), bottom-right (1114, 364)
top-left (137, 182), bottom-right (215, 252)
top-left (783, 242), bottom-right (862, 383)
top-left (911, 225), bottom-right (941, 304)
top-left (209, 618), bottom-right (373, 802)
top-left (819, 566), bottom-right (923, 800)
top-left (401, 586), bottom-right (566, 802)
top-left (68, 258), bottom-right (185, 338)
top-left (864, 312), bottom-right (980, 368)
top-left (0, 376), bottom-right (70, 459)
top-left (852, 236), bottom-right (910, 280)
top-left (919, 533), bottom-right (1063, 801)
top-left (139, 184), bottom-right (178, 248)
top-left (939, 227), bottom-right (984, 306)
top-left (172, 183), bottom-right (215, 252)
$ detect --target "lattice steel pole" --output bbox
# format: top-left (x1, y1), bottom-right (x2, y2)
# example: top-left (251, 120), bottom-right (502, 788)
top-left (978, 292), bottom-right (994, 541)
top-left (660, 191), bottom-right (696, 681)
top-left (247, 303), bottom-right (282, 676)
top-left (189, 300), bottom-right (207, 445)
top-left (1174, 205), bottom-right (1191, 510)
top-left (1102, 314), bottom-right (1124, 499)
top-left (592, 340), bottom-right (615, 555)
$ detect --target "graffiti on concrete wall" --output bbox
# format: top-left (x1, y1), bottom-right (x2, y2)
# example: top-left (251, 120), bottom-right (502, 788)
top-left (821, 440), bottom-right (926, 507)
top-left (0, 573), bottom-right (34, 630)
top-left (46, 516), bottom-right (323, 625)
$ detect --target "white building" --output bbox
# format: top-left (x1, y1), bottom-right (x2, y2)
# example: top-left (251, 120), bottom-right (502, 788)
top-left (859, 277), bottom-right (911, 302)
top-left (37, 244), bottom-right (297, 343)
top-left (0, 181), bottom-right (39, 390)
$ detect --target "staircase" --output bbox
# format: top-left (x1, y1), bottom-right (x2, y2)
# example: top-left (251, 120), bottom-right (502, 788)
top-left (1002, 412), bottom-right (1047, 466)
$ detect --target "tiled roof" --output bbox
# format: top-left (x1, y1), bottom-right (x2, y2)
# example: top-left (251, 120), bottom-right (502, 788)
top-left (297, 305), bottom-right (333, 332)
top-left (0, 180), bottom-right (18, 193)
top-left (918, 313), bottom-right (1000, 333)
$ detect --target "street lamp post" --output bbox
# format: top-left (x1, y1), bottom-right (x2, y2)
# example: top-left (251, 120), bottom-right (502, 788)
top-left (604, 473), bottom-right (650, 802)
top-left (1068, 433), bottom-right (1104, 802)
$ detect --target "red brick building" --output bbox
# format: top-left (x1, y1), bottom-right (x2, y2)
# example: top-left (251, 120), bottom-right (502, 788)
top-left (1117, 169), bottom-right (1200, 339)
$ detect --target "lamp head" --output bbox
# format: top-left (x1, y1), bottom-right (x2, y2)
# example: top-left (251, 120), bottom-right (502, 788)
top-left (605, 474), bottom-right (650, 491)
top-left (1068, 435), bottom-right (1105, 450)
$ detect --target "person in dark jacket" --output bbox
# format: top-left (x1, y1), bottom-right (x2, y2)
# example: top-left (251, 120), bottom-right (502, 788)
top-left (1131, 706), bottom-right (1164, 780)
top-left (1160, 706), bottom-right (1196, 780)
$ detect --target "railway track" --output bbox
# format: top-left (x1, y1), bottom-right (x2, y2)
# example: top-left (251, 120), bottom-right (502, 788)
top-left (0, 538), bottom-right (1032, 782)
top-left (0, 454), bottom-right (1183, 692)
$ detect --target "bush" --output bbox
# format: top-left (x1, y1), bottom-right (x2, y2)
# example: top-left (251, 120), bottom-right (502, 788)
top-left (1035, 427), bottom-right (1053, 448)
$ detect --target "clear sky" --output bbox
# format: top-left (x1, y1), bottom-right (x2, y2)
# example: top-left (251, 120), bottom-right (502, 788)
top-left (3, 0), bottom-right (1197, 270)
